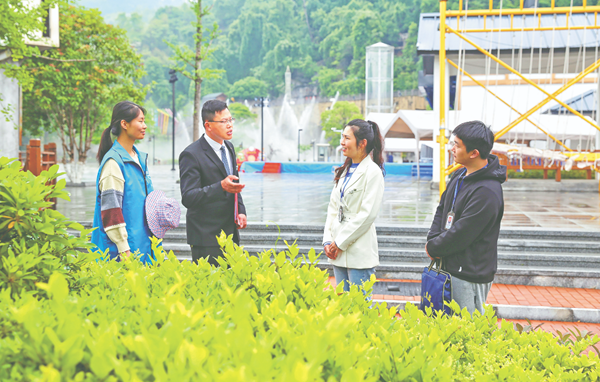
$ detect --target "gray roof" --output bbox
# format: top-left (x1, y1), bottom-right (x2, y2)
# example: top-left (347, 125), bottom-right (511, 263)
top-left (544, 89), bottom-right (596, 114)
top-left (417, 12), bottom-right (600, 54)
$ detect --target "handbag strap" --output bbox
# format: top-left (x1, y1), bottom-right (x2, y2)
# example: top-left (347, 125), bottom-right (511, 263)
top-left (427, 258), bottom-right (444, 274)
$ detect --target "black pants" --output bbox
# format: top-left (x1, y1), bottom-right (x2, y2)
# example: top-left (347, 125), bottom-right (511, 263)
top-left (191, 245), bottom-right (224, 267)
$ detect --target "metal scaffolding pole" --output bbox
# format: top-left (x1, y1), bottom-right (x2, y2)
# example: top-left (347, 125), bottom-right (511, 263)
top-left (438, 0), bottom-right (448, 197)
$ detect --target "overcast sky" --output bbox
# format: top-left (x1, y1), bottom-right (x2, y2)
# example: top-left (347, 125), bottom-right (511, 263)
top-left (77, 0), bottom-right (186, 21)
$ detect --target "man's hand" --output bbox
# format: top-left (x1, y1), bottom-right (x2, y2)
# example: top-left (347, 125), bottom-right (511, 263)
top-left (221, 175), bottom-right (245, 194)
top-left (425, 243), bottom-right (436, 261)
top-left (236, 214), bottom-right (247, 229)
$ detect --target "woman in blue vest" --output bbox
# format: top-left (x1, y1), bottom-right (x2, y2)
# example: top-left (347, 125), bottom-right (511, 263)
top-left (92, 101), bottom-right (155, 264)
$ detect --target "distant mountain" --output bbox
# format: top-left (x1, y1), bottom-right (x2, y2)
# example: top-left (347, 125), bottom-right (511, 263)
top-left (76, 0), bottom-right (185, 21)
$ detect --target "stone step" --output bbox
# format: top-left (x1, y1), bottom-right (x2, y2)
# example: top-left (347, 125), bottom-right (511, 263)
top-left (162, 242), bottom-right (600, 267)
top-left (77, 221), bottom-right (600, 242)
top-left (75, 221), bottom-right (600, 288)
top-left (157, 226), bottom-right (600, 242)
top-left (161, 232), bottom-right (600, 254)
top-left (376, 301), bottom-right (600, 324)
top-left (159, 243), bottom-right (600, 289)
top-left (73, 225), bottom-right (600, 257)
top-left (372, 262), bottom-right (600, 290)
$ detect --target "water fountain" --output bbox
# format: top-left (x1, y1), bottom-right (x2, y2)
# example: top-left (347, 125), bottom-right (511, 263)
top-left (259, 95), bottom-right (318, 162)
top-left (135, 112), bottom-right (192, 165)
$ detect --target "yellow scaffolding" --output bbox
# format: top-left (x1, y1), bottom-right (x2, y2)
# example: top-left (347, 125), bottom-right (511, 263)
top-left (438, 0), bottom-right (600, 196)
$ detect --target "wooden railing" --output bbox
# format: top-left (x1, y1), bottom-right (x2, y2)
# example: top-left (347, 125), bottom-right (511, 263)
top-left (20, 139), bottom-right (58, 208)
top-left (495, 153), bottom-right (594, 182)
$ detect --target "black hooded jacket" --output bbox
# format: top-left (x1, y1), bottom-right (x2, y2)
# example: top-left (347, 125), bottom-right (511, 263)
top-left (426, 155), bottom-right (507, 283)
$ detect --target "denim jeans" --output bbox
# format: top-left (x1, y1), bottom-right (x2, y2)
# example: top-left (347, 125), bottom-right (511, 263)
top-left (332, 265), bottom-right (376, 293)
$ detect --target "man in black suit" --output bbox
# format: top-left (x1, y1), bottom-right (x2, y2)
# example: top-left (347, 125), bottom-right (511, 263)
top-left (179, 100), bottom-right (247, 265)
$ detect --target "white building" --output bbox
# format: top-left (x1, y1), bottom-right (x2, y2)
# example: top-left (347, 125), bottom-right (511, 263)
top-left (0, 2), bottom-right (59, 159)
top-left (366, 11), bottom-right (600, 182)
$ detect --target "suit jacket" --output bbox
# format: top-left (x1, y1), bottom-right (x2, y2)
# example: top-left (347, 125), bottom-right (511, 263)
top-left (179, 134), bottom-right (246, 247)
top-left (322, 155), bottom-right (384, 269)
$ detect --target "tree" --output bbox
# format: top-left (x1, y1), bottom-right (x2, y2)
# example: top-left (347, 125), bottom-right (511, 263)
top-left (21, 4), bottom-right (148, 183)
top-left (228, 103), bottom-right (257, 122)
top-left (395, 22), bottom-right (420, 91)
top-left (167, 1), bottom-right (223, 142)
top-left (94, 0), bottom-right (446, 107)
top-left (315, 68), bottom-right (343, 97)
top-left (0, 0), bottom-right (56, 115)
top-left (320, 101), bottom-right (362, 147)
top-left (0, 0), bottom-right (55, 63)
top-left (229, 77), bottom-right (268, 100)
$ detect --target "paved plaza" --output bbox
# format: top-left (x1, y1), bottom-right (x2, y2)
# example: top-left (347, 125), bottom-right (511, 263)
top-left (57, 164), bottom-right (600, 230)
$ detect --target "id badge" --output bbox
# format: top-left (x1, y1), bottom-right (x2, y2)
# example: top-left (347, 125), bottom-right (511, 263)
top-left (445, 211), bottom-right (455, 230)
top-left (338, 206), bottom-right (344, 223)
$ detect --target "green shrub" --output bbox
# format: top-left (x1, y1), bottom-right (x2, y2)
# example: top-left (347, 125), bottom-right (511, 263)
top-left (507, 169), bottom-right (594, 179)
top-left (0, 157), bottom-right (93, 297)
top-left (1, 232), bottom-right (598, 381)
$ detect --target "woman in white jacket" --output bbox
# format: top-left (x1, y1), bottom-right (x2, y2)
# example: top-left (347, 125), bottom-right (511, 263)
top-left (323, 119), bottom-right (385, 292)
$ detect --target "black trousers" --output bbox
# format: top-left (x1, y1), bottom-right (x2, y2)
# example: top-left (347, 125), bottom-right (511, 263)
top-left (191, 245), bottom-right (224, 267)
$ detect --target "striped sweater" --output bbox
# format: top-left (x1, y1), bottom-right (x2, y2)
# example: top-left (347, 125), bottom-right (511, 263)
top-left (99, 159), bottom-right (129, 253)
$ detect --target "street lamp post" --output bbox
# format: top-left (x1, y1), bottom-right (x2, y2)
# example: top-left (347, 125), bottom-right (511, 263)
top-left (261, 99), bottom-right (264, 162)
top-left (254, 97), bottom-right (267, 161)
top-left (168, 69), bottom-right (178, 171)
top-left (297, 129), bottom-right (303, 161)
top-left (152, 134), bottom-right (156, 165)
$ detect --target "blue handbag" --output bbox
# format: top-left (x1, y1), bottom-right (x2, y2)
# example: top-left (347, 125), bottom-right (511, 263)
top-left (419, 259), bottom-right (453, 315)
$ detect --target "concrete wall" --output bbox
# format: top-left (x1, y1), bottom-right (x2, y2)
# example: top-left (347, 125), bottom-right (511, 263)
top-left (0, 67), bottom-right (20, 159)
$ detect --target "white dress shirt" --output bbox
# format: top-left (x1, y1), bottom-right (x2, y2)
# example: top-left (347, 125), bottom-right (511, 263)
top-left (204, 134), bottom-right (233, 174)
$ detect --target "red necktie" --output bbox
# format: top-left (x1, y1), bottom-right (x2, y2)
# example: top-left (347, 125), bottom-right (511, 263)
top-left (234, 193), bottom-right (239, 225)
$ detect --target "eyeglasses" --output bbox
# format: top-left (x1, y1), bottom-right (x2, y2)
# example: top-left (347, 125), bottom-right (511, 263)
top-left (209, 118), bottom-right (235, 125)
top-left (447, 140), bottom-right (458, 149)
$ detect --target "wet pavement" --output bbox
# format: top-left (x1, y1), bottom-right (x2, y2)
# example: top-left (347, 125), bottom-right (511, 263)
top-left (56, 164), bottom-right (600, 230)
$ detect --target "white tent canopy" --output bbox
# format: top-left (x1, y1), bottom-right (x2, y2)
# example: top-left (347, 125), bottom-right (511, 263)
top-left (369, 108), bottom-right (596, 144)
top-left (384, 138), bottom-right (432, 152)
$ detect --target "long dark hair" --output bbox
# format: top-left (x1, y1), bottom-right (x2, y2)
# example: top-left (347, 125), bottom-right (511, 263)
top-left (334, 119), bottom-right (385, 185)
top-left (97, 101), bottom-right (146, 164)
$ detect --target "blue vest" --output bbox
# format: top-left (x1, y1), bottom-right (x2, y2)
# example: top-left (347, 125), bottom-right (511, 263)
top-left (91, 141), bottom-right (155, 264)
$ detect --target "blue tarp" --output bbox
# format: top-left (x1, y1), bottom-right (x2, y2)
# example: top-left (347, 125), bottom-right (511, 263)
top-left (241, 162), bottom-right (342, 174)
top-left (240, 161), bottom-right (433, 177)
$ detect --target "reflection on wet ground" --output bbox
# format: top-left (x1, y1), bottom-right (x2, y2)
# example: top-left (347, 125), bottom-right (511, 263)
top-left (56, 165), bottom-right (600, 230)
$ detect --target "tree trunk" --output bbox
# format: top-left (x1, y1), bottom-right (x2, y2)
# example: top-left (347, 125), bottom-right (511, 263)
top-left (193, 72), bottom-right (202, 142)
top-left (56, 109), bottom-right (86, 184)
top-left (192, 0), bottom-right (203, 142)
top-left (301, 0), bottom-right (314, 42)
top-left (64, 159), bottom-right (85, 184)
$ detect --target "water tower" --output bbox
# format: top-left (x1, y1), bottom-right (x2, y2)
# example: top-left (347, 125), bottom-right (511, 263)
top-left (365, 42), bottom-right (394, 114)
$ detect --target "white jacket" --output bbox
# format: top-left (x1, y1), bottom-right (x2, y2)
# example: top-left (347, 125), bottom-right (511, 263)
top-left (322, 155), bottom-right (384, 269)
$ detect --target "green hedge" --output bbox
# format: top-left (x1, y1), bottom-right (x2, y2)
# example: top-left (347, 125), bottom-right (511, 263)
top-left (0, 158), bottom-right (93, 297)
top-left (507, 169), bottom-right (594, 179)
top-left (1, 156), bottom-right (599, 381)
top-left (1, 238), bottom-right (599, 381)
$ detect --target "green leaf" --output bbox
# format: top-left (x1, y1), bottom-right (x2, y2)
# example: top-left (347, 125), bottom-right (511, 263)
top-left (36, 272), bottom-right (69, 301)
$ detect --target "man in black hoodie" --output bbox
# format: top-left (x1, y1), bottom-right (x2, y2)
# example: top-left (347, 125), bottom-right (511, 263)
top-left (426, 121), bottom-right (507, 315)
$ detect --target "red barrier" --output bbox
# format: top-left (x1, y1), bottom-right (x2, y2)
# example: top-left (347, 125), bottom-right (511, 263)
top-left (21, 139), bottom-right (58, 209)
top-left (262, 162), bottom-right (281, 173)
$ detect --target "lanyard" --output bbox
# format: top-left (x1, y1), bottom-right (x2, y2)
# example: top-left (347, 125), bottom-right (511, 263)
top-left (450, 164), bottom-right (489, 211)
top-left (450, 168), bottom-right (467, 212)
top-left (340, 166), bottom-right (357, 199)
